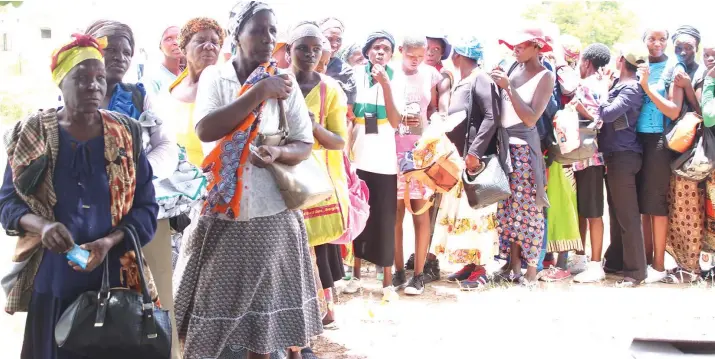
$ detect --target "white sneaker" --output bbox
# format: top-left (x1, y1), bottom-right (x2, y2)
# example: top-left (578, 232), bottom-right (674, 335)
top-left (573, 261), bottom-right (606, 283)
top-left (342, 278), bottom-right (362, 294)
top-left (568, 254), bottom-right (589, 275)
top-left (644, 265), bottom-right (667, 284)
top-left (381, 286), bottom-right (399, 302)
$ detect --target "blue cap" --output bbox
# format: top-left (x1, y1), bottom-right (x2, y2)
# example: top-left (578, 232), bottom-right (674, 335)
top-left (453, 36), bottom-right (484, 62)
top-left (426, 35), bottom-right (452, 61)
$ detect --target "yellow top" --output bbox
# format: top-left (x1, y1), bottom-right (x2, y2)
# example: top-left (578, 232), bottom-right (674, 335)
top-left (304, 76), bottom-right (349, 149)
top-left (168, 70), bottom-right (204, 166)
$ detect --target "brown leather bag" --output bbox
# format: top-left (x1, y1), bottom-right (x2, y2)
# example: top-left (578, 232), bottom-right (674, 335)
top-left (402, 149), bottom-right (462, 215)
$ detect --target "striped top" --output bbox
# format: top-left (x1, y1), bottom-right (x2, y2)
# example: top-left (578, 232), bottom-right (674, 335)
top-left (351, 63), bottom-right (405, 175)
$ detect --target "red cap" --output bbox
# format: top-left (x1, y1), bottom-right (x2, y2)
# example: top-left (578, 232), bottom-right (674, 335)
top-left (499, 27), bottom-right (553, 53)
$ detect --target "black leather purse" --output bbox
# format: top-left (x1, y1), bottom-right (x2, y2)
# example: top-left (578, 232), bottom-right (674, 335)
top-left (54, 224), bottom-right (172, 359)
top-left (462, 82), bottom-right (512, 210)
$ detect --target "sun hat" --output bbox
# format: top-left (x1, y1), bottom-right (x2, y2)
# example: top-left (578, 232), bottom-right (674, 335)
top-left (499, 26), bottom-right (553, 53)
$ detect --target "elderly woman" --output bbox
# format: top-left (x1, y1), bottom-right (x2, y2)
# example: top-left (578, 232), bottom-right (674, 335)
top-left (150, 17), bottom-right (224, 359)
top-left (85, 19), bottom-right (179, 347)
top-left (287, 22), bottom-right (348, 324)
top-left (342, 30), bottom-right (404, 301)
top-left (143, 25), bottom-right (184, 97)
top-left (172, 2), bottom-right (322, 359)
top-left (0, 34), bottom-right (158, 359)
top-left (338, 42), bottom-right (367, 67)
top-left (318, 17), bottom-right (357, 109)
top-left (487, 27), bottom-right (555, 285)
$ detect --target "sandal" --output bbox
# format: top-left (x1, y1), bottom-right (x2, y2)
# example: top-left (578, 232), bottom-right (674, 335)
top-left (518, 276), bottom-right (538, 289)
top-left (662, 269), bottom-right (700, 284)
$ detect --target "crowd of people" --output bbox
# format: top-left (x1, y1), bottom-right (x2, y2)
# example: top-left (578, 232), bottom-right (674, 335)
top-left (1, 0), bottom-right (715, 358)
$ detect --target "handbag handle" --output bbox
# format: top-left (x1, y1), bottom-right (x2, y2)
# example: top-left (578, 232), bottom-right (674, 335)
top-left (123, 224), bottom-right (160, 339)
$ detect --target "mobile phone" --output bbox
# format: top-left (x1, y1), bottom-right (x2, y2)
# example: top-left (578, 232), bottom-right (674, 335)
top-left (497, 59), bottom-right (508, 71)
top-left (364, 112), bottom-right (378, 134)
top-left (66, 244), bottom-right (90, 269)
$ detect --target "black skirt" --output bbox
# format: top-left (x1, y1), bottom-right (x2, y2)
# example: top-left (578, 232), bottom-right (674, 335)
top-left (314, 243), bottom-right (345, 289)
top-left (353, 170), bottom-right (397, 267)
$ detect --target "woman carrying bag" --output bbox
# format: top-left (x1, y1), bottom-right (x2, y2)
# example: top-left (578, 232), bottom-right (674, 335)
top-left (0, 34), bottom-right (160, 359)
top-left (287, 22), bottom-right (349, 326)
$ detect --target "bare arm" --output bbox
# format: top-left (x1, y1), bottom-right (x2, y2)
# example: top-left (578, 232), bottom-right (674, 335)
top-left (505, 71), bottom-right (556, 127)
top-left (313, 123), bottom-right (345, 150)
top-left (18, 213), bottom-right (51, 235)
top-left (196, 85), bottom-right (265, 142)
top-left (276, 141), bottom-right (312, 165)
top-left (437, 75), bottom-right (452, 113)
top-left (381, 81), bottom-right (401, 129)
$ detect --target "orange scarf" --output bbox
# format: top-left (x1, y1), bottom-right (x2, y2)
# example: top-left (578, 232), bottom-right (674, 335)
top-left (202, 62), bottom-right (277, 219)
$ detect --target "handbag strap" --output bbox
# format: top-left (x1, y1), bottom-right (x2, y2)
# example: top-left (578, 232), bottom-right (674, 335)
top-left (403, 189), bottom-right (433, 215)
top-left (94, 256), bottom-right (112, 327)
top-left (319, 81), bottom-right (327, 127)
top-left (124, 224), bottom-right (160, 339)
top-left (277, 100), bottom-right (289, 142)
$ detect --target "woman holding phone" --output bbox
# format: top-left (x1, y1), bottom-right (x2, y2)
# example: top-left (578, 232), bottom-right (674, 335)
top-left (486, 27), bottom-right (555, 286)
top-left (342, 30), bottom-right (405, 301)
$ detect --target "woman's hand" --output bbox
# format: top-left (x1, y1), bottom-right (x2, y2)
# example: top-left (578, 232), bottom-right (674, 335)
top-left (41, 222), bottom-right (74, 254)
top-left (257, 74), bottom-right (293, 100)
top-left (69, 237), bottom-right (113, 272)
top-left (250, 145), bottom-right (282, 168)
top-left (674, 71), bottom-right (692, 89)
top-left (371, 64), bottom-right (391, 86)
top-left (638, 64), bottom-right (650, 90)
top-left (490, 70), bottom-right (510, 90)
top-left (465, 154), bottom-right (481, 174)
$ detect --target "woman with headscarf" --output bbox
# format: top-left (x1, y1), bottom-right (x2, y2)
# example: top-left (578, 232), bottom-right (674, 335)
top-left (287, 21), bottom-right (348, 325)
top-left (341, 30), bottom-right (404, 301)
top-left (150, 17), bottom-right (224, 359)
top-left (487, 27), bottom-right (555, 286)
top-left (638, 25), bottom-right (706, 283)
top-left (319, 17), bottom-right (357, 109)
top-left (85, 20), bottom-right (180, 343)
top-left (143, 25), bottom-right (184, 97)
top-left (338, 42), bottom-right (367, 67)
top-left (431, 36), bottom-right (499, 289)
top-left (0, 34), bottom-right (159, 359)
top-left (172, 2), bottom-right (322, 358)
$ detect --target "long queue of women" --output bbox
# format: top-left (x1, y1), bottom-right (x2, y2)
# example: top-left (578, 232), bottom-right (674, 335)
top-left (1, 0), bottom-right (715, 358)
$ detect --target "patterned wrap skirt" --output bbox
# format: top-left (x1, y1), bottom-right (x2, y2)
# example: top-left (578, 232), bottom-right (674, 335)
top-left (666, 175), bottom-right (715, 273)
top-left (173, 211), bottom-right (323, 358)
top-left (496, 144), bottom-right (546, 266)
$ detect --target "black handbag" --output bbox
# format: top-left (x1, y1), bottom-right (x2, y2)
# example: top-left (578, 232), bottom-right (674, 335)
top-left (54, 224), bottom-right (172, 359)
top-left (463, 154), bottom-right (511, 209)
top-left (462, 82), bottom-right (512, 210)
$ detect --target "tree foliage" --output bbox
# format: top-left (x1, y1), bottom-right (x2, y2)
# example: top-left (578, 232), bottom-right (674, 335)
top-left (523, 1), bottom-right (636, 47)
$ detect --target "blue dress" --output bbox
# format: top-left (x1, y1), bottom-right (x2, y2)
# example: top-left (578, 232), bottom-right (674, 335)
top-left (108, 83), bottom-right (146, 120)
top-left (0, 125), bottom-right (158, 359)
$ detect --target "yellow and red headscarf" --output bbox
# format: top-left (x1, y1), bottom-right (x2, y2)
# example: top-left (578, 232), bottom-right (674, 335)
top-left (50, 34), bottom-right (106, 86)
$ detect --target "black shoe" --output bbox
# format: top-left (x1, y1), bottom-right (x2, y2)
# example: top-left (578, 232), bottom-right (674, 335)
top-left (423, 259), bottom-right (441, 284)
top-left (392, 270), bottom-right (408, 289)
top-left (405, 253), bottom-right (415, 270)
top-left (404, 273), bottom-right (425, 295)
